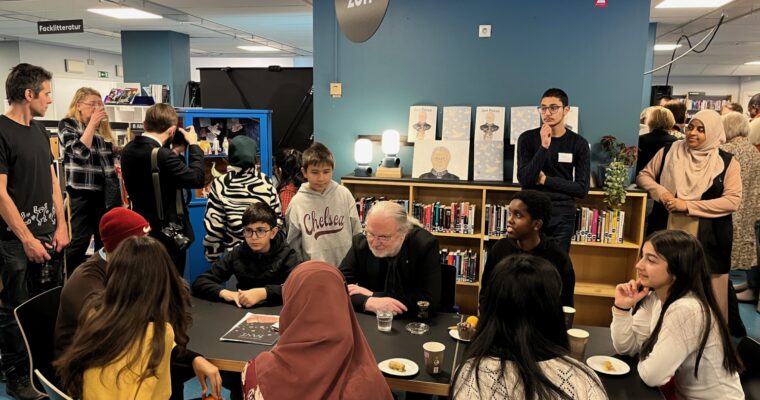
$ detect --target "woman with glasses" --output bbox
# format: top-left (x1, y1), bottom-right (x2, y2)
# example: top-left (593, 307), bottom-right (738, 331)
top-left (193, 202), bottom-right (301, 307)
top-left (203, 135), bottom-right (283, 262)
top-left (637, 109), bottom-right (745, 337)
top-left (58, 87), bottom-right (118, 273)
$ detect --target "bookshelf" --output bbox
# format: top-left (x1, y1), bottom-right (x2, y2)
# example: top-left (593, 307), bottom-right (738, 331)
top-left (341, 176), bottom-right (648, 326)
top-left (673, 92), bottom-right (732, 118)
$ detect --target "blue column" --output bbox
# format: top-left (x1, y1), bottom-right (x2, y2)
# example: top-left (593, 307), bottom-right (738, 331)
top-left (642, 23), bottom-right (658, 109)
top-left (121, 31), bottom-right (189, 106)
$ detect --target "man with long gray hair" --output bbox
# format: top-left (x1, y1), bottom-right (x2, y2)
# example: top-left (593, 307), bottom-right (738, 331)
top-left (339, 201), bottom-right (440, 316)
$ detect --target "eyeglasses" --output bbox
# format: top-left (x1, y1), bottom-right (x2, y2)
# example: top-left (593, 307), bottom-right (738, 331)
top-left (243, 227), bottom-right (272, 238)
top-left (537, 105), bottom-right (564, 115)
top-left (686, 124), bottom-right (705, 134)
top-left (363, 230), bottom-right (397, 243)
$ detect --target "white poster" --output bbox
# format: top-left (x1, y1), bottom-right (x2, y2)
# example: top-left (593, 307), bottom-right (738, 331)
top-left (565, 106), bottom-right (580, 133)
top-left (474, 141), bottom-right (503, 181)
top-left (407, 105), bottom-right (437, 142)
top-left (442, 106), bottom-right (471, 141)
top-left (509, 106), bottom-right (540, 145)
top-left (474, 106), bottom-right (505, 142)
top-left (412, 140), bottom-right (469, 181)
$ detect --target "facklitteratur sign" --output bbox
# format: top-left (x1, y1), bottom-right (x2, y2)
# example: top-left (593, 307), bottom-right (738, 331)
top-left (38, 20), bottom-right (84, 35)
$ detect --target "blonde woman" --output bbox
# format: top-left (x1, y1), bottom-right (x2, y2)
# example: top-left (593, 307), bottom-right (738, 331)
top-left (58, 87), bottom-right (117, 274)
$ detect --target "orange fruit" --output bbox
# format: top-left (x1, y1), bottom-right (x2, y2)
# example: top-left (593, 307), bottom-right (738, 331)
top-left (465, 316), bottom-right (478, 329)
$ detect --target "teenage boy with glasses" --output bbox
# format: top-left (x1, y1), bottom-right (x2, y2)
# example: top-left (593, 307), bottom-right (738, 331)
top-left (339, 201), bottom-right (441, 317)
top-left (517, 88), bottom-right (590, 252)
top-left (192, 202), bottom-right (301, 307)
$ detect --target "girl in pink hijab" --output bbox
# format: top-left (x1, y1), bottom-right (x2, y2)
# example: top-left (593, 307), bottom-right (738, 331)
top-left (242, 261), bottom-right (393, 400)
top-left (637, 109), bottom-right (745, 336)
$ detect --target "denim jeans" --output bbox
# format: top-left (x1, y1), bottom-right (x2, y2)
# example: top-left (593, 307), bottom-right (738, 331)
top-left (0, 239), bottom-right (31, 373)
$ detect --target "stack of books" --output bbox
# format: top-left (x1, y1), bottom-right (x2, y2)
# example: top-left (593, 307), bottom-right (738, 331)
top-left (354, 197), bottom-right (409, 225)
top-left (440, 248), bottom-right (478, 282)
top-left (572, 207), bottom-right (626, 244)
top-left (412, 202), bottom-right (476, 234)
top-left (484, 203), bottom-right (509, 236)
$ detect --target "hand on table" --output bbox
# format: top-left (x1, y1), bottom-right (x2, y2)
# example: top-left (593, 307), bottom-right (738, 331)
top-left (365, 297), bottom-right (407, 315)
top-left (219, 289), bottom-right (241, 308)
top-left (238, 288), bottom-right (267, 308)
top-left (614, 279), bottom-right (650, 310)
top-left (347, 284), bottom-right (373, 297)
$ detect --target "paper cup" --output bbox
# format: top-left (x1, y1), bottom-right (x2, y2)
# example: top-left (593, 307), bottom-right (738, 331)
top-left (567, 328), bottom-right (590, 361)
top-left (563, 306), bottom-right (576, 329)
top-left (423, 341), bottom-right (446, 375)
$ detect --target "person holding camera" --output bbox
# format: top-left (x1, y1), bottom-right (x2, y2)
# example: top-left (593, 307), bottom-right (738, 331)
top-left (121, 104), bottom-right (204, 276)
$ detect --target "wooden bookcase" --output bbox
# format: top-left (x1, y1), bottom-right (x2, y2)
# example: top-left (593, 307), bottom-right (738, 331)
top-left (341, 176), bottom-right (648, 326)
top-left (673, 92), bottom-right (732, 118)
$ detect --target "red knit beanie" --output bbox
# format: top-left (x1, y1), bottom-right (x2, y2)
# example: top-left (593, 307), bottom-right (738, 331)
top-left (99, 208), bottom-right (151, 252)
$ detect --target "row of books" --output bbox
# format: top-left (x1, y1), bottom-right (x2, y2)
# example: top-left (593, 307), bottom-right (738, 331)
top-left (484, 203), bottom-right (509, 236)
top-left (440, 248), bottom-right (479, 282)
top-left (354, 197), bottom-right (410, 224)
top-left (683, 99), bottom-right (729, 112)
top-left (572, 207), bottom-right (626, 244)
top-left (413, 202), bottom-right (476, 234)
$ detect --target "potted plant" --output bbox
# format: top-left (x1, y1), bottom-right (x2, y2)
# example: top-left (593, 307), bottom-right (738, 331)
top-left (598, 135), bottom-right (638, 208)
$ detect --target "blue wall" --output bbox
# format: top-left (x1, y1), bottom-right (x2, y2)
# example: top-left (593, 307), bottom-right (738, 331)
top-left (314, 0), bottom-right (651, 180)
top-left (642, 23), bottom-right (657, 110)
top-left (121, 31), bottom-right (190, 106)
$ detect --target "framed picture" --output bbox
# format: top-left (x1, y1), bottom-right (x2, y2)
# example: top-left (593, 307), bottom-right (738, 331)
top-left (412, 140), bottom-right (469, 180)
top-left (407, 105), bottom-right (438, 142)
top-left (442, 106), bottom-right (471, 141)
top-left (474, 106), bottom-right (505, 142)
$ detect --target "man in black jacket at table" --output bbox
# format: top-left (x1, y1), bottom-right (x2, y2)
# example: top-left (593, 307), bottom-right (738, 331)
top-left (339, 201), bottom-right (441, 317)
top-left (121, 104), bottom-right (204, 276)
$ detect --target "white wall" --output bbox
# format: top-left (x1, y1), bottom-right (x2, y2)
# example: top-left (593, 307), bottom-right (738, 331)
top-left (14, 41), bottom-right (124, 119)
top-left (190, 56), bottom-right (313, 81)
top-left (0, 41), bottom-right (21, 113)
top-left (740, 77), bottom-right (760, 110)
top-left (651, 76), bottom-right (741, 101)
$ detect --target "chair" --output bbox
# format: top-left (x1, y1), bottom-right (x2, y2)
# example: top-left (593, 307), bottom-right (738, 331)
top-left (440, 263), bottom-right (456, 312)
top-left (14, 286), bottom-right (62, 394)
top-left (34, 369), bottom-right (72, 400)
top-left (738, 335), bottom-right (760, 375)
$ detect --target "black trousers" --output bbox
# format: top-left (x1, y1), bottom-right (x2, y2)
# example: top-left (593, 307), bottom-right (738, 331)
top-left (546, 202), bottom-right (577, 253)
top-left (66, 188), bottom-right (106, 276)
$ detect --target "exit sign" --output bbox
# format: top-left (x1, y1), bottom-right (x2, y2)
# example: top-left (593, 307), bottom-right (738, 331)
top-left (98, 71), bottom-right (109, 78)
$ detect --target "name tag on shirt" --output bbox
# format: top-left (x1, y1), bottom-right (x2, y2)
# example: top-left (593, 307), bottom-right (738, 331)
top-left (558, 152), bottom-right (573, 163)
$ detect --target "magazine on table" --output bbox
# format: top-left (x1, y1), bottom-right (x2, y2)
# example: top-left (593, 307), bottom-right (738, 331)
top-left (220, 313), bottom-right (280, 345)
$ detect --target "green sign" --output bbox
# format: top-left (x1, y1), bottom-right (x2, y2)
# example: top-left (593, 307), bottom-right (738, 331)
top-left (98, 71), bottom-right (109, 78)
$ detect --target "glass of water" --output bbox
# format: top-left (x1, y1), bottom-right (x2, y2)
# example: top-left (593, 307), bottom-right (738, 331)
top-left (376, 309), bottom-right (393, 332)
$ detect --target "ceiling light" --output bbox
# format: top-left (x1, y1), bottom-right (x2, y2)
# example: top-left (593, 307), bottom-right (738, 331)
top-left (237, 46), bottom-right (280, 52)
top-left (655, 0), bottom-right (734, 8)
top-left (654, 43), bottom-right (682, 51)
top-left (745, 61), bottom-right (760, 65)
top-left (87, 8), bottom-right (162, 20)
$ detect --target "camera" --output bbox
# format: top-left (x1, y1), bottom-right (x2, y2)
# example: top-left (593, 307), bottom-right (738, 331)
top-left (161, 222), bottom-right (191, 251)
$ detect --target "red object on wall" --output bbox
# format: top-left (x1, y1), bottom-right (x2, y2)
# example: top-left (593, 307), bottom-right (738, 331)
top-left (595, 0), bottom-right (608, 8)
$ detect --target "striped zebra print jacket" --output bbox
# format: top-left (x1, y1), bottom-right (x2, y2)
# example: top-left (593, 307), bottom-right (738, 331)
top-left (203, 166), bottom-right (283, 262)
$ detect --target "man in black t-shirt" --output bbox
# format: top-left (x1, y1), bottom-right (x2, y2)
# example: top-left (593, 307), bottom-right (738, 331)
top-left (0, 63), bottom-right (69, 400)
top-left (517, 88), bottom-right (590, 252)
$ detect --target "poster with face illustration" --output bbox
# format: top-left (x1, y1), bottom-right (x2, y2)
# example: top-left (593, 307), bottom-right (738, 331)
top-left (475, 106), bottom-right (505, 142)
top-left (408, 105), bottom-right (438, 142)
top-left (412, 140), bottom-right (469, 180)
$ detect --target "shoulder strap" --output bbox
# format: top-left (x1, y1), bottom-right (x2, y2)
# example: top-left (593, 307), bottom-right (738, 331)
top-left (151, 148), bottom-right (164, 222)
top-left (655, 143), bottom-right (673, 183)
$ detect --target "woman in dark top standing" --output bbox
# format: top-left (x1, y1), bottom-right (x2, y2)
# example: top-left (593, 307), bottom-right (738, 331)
top-left (58, 87), bottom-right (117, 274)
top-left (636, 106), bottom-right (678, 174)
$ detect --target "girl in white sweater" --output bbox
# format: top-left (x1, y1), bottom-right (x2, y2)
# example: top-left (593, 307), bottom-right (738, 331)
top-left (451, 254), bottom-right (606, 399)
top-left (611, 229), bottom-right (744, 399)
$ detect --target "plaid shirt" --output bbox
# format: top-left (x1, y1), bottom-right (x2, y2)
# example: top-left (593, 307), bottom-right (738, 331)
top-left (58, 117), bottom-right (115, 191)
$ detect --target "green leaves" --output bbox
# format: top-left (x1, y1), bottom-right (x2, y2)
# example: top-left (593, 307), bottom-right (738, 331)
top-left (603, 161), bottom-right (628, 209)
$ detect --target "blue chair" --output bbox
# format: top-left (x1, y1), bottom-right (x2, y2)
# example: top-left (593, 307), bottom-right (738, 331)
top-left (34, 369), bottom-right (72, 400)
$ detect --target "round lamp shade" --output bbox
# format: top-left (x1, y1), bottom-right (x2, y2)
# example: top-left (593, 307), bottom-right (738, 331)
top-left (354, 138), bottom-right (373, 165)
top-left (382, 129), bottom-right (400, 155)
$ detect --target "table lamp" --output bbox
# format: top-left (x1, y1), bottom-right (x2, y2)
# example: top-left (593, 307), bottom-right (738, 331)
top-left (354, 138), bottom-right (373, 177)
top-left (376, 129), bottom-right (402, 178)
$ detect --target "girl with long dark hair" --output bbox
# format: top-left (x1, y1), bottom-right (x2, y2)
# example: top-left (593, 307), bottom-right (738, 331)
top-left (54, 236), bottom-right (193, 399)
top-left (612, 230), bottom-right (743, 399)
top-left (450, 254), bottom-right (606, 399)
top-left (272, 148), bottom-right (304, 214)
